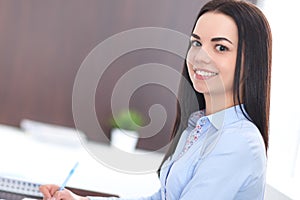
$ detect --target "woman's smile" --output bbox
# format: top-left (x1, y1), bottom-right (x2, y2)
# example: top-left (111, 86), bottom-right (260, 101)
top-left (192, 66), bottom-right (219, 80)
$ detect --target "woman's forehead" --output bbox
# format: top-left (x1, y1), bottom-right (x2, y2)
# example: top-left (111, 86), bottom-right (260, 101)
top-left (193, 12), bottom-right (238, 45)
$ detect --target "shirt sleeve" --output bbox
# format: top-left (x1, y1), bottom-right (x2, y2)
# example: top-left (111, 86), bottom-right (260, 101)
top-left (87, 189), bottom-right (161, 200)
top-left (179, 127), bottom-right (266, 200)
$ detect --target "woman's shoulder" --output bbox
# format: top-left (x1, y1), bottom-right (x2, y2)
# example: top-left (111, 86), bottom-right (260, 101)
top-left (217, 119), bottom-right (266, 166)
top-left (226, 118), bottom-right (264, 147)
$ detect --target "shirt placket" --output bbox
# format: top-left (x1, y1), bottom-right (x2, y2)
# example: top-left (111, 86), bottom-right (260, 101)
top-left (177, 117), bottom-right (207, 159)
top-left (161, 111), bottom-right (206, 199)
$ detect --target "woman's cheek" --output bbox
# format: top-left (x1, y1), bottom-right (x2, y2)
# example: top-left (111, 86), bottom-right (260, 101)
top-left (186, 48), bottom-right (195, 66)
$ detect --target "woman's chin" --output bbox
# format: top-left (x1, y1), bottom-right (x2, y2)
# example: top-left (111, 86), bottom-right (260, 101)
top-left (193, 85), bottom-right (208, 94)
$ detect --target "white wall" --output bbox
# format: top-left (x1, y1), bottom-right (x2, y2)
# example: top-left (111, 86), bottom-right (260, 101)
top-left (258, 0), bottom-right (300, 199)
top-left (265, 185), bottom-right (292, 200)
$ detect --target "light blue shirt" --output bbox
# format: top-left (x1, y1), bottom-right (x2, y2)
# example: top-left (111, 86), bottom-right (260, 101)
top-left (89, 105), bottom-right (267, 200)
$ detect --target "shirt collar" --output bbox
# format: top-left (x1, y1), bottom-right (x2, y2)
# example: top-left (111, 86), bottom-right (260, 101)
top-left (207, 104), bottom-right (248, 130)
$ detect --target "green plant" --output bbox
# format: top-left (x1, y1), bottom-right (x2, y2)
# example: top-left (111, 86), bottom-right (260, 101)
top-left (109, 109), bottom-right (145, 131)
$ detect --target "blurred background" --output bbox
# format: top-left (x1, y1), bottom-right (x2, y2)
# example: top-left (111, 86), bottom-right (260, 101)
top-left (258, 0), bottom-right (300, 199)
top-left (0, 0), bottom-right (212, 151)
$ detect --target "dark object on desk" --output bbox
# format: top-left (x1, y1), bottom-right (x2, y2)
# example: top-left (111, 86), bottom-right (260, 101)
top-left (67, 186), bottom-right (119, 198)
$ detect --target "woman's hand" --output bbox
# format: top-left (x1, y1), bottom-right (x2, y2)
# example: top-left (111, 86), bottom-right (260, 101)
top-left (39, 184), bottom-right (89, 200)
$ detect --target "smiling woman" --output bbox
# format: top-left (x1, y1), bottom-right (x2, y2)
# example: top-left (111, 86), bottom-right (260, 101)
top-left (186, 12), bottom-right (238, 115)
top-left (39, 0), bottom-right (272, 199)
top-left (158, 0), bottom-right (271, 199)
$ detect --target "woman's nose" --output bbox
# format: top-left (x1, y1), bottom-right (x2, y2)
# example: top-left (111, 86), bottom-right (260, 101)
top-left (194, 47), bottom-right (211, 64)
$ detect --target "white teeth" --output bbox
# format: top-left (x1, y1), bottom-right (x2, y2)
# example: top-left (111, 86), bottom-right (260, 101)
top-left (194, 68), bottom-right (218, 77)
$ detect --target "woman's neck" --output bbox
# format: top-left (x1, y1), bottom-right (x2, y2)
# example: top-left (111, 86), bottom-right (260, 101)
top-left (204, 93), bottom-right (235, 115)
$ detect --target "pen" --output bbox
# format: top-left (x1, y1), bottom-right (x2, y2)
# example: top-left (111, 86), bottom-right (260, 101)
top-left (59, 162), bottom-right (79, 191)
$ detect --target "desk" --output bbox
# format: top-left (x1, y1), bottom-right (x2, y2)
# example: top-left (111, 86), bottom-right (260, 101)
top-left (0, 124), bottom-right (163, 198)
top-left (0, 124), bottom-right (296, 200)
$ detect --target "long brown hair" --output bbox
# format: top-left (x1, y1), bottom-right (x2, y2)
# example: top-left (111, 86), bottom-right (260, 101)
top-left (159, 0), bottom-right (272, 173)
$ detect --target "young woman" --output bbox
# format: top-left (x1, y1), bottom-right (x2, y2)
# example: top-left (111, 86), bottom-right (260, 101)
top-left (40, 0), bottom-right (272, 199)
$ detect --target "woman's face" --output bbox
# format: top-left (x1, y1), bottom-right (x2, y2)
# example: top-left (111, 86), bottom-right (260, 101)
top-left (186, 11), bottom-right (238, 98)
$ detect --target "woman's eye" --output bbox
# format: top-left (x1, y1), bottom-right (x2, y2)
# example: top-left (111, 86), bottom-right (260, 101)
top-left (215, 44), bottom-right (228, 52)
top-left (190, 40), bottom-right (201, 47)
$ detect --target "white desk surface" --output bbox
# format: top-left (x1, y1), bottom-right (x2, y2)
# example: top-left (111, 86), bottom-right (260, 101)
top-left (0, 124), bottom-right (163, 198)
top-left (1, 124), bottom-right (298, 200)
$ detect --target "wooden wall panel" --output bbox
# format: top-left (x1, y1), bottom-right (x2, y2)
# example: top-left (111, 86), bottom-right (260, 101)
top-left (0, 0), bottom-right (208, 151)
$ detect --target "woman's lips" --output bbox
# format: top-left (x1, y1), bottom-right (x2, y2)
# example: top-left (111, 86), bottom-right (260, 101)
top-left (193, 67), bottom-right (218, 80)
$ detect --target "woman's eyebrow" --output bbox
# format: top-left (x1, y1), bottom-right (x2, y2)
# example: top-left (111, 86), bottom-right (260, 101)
top-left (191, 33), bottom-right (200, 39)
top-left (211, 37), bottom-right (233, 44)
top-left (191, 34), bottom-right (233, 45)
